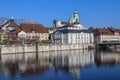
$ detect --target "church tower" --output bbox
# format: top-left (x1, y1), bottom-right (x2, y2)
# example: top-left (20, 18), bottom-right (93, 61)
top-left (69, 10), bottom-right (79, 23)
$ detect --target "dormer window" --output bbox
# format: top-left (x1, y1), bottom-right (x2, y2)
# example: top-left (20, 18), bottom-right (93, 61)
top-left (31, 29), bottom-right (35, 33)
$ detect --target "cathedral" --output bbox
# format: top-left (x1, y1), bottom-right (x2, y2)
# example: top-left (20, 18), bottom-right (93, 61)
top-left (51, 10), bottom-right (94, 45)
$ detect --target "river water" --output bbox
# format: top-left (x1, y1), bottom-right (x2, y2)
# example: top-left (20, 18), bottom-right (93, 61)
top-left (0, 49), bottom-right (120, 80)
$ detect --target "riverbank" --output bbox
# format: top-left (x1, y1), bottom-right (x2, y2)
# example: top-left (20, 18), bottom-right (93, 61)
top-left (0, 44), bottom-right (94, 54)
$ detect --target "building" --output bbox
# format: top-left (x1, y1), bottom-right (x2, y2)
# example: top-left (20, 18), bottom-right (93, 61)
top-left (0, 30), bottom-right (8, 43)
top-left (0, 31), bottom-right (19, 44)
top-left (0, 18), bottom-right (19, 44)
top-left (0, 18), bottom-right (18, 31)
top-left (51, 25), bottom-right (94, 45)
top-left (93, 28), bottom-right (119, 44)
top-left (115, 28), bottom-right (120, 42)
top-left (16, 23), bottom-right (49, 43)
top-left (7, 31), bottom-right (19, 44)
top-left (47, 27), bottom-right (56, 34)
top-left (51, 10), bottom-right (94, 45)
top-left (53, 10), bottom-right (86, 30)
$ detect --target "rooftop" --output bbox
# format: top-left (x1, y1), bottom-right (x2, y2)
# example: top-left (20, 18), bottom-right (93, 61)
top-left (54, 29), bottom-right (92, 34)
top-left (16, 23), bottom-right (48, 33)
top-left (94, 28), bottom-right (114, 36)
top-left (0, 19), bottom-right (18, 28)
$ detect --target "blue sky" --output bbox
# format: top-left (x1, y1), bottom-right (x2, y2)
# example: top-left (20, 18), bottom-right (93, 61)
top-left (0, 0), bottom-right (120, 28)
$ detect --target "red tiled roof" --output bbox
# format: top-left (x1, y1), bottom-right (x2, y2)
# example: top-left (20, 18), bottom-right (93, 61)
top-left (94, 28), bottom-right (114, 36)
top-left (18, 23), bottom-right (48, 33)
top-left (16, 28), bottom-right (22, 33)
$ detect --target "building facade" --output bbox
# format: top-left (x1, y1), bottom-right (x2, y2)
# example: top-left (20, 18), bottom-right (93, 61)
top-left (93, 28), bottom-right (119, 44)
top-left (51, 25), bottom-right (94, 45)
top-left (16, 23), bottom-right (49, 43)
top-left (0, 30), bottom-right (8, 43)
top-left (0, 18), bottom-right (19, 44)
top-left (52, 10), bottom-right (94, 45)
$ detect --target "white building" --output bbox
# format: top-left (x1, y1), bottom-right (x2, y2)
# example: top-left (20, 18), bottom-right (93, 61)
top-left (51, 25), bottom-right (94, 45)
top-left (51, 10), bottom-right (94, 46)
top-left (93, 28), bottom-right (119, 44)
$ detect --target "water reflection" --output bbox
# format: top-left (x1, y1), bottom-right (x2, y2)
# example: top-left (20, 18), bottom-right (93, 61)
top-left (95, 51), bottom-right (120, 66)
top-left (0, 49), bottom-right (120, 80)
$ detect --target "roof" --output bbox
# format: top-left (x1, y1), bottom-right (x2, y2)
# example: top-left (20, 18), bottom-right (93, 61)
top-left (56, 25), bottom-right (75, 29)
top-left (16, 23), bottom-right (48, 33)
top-left (73, 21), bottom-right (80, 24)
top-left (94, 28), bottom-right (114, 36)
top-left (54, 29), bottom-right (92, 34)
top-left (61, 21), bottom-right (70, 25)
top-left (108, 27), bottom-right (116, 32)
top-left (1, 19), bottom-right (18, 28)
top-left (61, 21), bottom-right (81, 25)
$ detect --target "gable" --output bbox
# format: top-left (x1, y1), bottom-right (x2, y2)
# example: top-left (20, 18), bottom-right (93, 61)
top-left (1, 19), bottom-right (18, 30)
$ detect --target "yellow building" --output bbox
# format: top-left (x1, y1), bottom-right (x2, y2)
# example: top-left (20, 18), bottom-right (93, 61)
top-left (0, 30), bottom-right (8, 43)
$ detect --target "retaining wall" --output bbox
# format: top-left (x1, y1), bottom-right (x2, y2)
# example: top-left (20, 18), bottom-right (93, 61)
top-left (0, 44), bottom-right (94, 54)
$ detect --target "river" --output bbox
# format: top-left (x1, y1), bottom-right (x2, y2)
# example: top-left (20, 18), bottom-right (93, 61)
top-left (0, 49), bottom-right (120, 80)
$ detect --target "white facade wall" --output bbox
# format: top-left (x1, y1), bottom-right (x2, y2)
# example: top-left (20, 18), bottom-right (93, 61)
top-left (97, 35), bottom-right (119, 43)
top-left (18, 31), bottom-right (27, 38)
top-left (51, 31), bottom-right (94, 45)
top-left (18, 31), bottom-right (49, 41)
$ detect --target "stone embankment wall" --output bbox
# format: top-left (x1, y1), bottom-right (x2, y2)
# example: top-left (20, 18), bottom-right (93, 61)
top-left (0, 44), bottom-right (94, 54)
